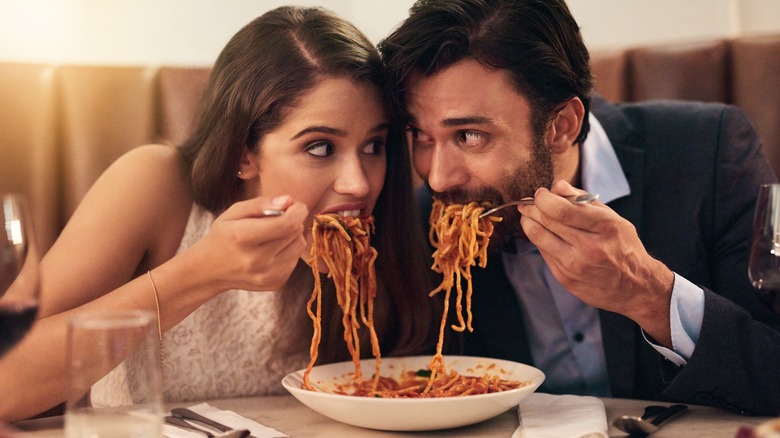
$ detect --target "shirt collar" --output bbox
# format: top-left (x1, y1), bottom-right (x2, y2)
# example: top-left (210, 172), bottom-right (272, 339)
top-left (580, 113), bottom-right (631, 204)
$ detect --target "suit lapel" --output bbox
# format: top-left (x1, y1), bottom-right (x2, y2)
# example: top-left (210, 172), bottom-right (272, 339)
top-left (591, 97), bottom-right (648, 397)
top-left (590, 96), bottom-right (645, 236)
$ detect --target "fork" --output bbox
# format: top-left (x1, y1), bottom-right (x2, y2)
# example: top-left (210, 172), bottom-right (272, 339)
top-left (478, 192), bottom-right (600, 218)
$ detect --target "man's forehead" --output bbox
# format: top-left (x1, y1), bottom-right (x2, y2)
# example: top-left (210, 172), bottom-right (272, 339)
top-left (407, 59), bottom-right (515, 92)
top-left (404, 60), bottom-right (524, 126)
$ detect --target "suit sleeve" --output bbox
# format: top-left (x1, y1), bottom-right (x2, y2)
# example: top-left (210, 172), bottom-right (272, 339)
top-left (664, 290), bottom-right (780, 415)
top-left (661, 105), bottom-right (780, 416)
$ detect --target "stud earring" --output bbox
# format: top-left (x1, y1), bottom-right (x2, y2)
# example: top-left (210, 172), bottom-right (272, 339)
top-left (237, 170), bottom-right (243, 176)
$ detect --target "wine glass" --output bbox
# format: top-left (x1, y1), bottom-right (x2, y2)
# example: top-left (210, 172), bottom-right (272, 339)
top-left (748, 184), bottom-right (780, 313)
top-left (0, 193), bottom-right (41, 357)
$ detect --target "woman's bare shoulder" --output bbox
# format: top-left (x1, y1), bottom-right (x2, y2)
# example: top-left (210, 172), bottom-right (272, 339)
top-left (68, 144), bottom-right (193, 242)
top-left (97, 144), bottom-right (191, 204)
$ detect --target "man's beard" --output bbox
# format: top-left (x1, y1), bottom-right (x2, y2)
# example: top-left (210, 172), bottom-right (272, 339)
top-left (430, 135), bottom-right (553, 251)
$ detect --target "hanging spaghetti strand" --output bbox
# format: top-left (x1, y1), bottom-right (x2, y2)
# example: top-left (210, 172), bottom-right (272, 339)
top-left (304, 214), bottom-right (381, 391)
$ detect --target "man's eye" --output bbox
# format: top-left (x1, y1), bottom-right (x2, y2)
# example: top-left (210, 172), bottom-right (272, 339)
top-left (459, 131), bottom-right (484, 147)
top-left (306, 141), bottom-right (333, 157)
top-left (362, 139), bottom-right (385, 155)
top-left (406, 126), bottom-right (433, 148)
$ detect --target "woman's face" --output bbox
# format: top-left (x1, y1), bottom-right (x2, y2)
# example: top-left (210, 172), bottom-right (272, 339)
top-left (247, 77), bottom-right (388, 252)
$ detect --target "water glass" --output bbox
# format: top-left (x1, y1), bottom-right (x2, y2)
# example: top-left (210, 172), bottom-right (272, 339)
top-left (64, 310), bottom-right (162, 438)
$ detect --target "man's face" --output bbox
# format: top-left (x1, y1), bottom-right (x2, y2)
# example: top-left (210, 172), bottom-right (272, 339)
top-left (405, 59), bottom-right (553, 244)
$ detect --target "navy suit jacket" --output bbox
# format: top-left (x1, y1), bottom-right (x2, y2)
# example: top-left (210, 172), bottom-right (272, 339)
top-left (421, 97), bottom-right (780, 415)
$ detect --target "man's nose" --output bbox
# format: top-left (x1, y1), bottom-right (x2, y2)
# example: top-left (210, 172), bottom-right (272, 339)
top-left (426, 145), bottom-right (469, 193)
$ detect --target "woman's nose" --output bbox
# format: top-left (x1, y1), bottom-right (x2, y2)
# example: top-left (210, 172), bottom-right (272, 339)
top-left (333, 157), bottom-right (371, 197)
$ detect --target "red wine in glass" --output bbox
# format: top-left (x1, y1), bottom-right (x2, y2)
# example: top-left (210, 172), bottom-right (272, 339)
top-left (0, 193), bottom-right (40, 357)
top-left (0, 304), bottom-right (37, 356)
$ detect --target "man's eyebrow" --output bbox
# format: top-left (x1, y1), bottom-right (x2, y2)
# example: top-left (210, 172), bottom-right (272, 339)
top-left (441, 116), bottom-right (494, 127)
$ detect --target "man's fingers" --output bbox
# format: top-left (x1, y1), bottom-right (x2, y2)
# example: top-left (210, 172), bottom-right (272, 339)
top-left (520, 189), bottom-right (606, 241)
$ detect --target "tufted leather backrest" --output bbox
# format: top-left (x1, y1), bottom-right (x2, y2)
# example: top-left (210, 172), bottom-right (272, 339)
top-left (731, 35), bottom-right (780, 174)
top-left (157, 67), bottom-right (211, 146)
top-left (58, 66), bottom-right (158, 217)
top-left (0, 63), bottom-right (60, 250)
top-left (590, 33), bottom-right (780, 180)
top-left (0, 64), bottom-right (210, 251)
top-left (0, 34), bottom-right (779, 251)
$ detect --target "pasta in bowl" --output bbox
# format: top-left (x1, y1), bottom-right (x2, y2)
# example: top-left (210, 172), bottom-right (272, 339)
top-left (282, 355), bottom-right (545, 431)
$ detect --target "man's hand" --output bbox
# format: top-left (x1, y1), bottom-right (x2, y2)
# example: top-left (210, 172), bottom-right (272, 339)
top-left (518, 180), bottom-right (675, 346)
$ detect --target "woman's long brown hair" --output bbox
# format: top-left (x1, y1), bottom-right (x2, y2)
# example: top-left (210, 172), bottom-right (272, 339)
top-left (177, 6), bottom-right (439, 371)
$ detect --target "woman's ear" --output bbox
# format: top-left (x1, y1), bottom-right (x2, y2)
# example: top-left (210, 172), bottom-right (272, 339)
top-left (237, 146), bottom-right (261, 179)
top-left (547, 97), bottom-right (585, 154)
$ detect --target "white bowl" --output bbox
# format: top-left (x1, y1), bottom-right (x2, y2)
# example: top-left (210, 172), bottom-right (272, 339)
top-left (281, 355), bottom-right (545, 431)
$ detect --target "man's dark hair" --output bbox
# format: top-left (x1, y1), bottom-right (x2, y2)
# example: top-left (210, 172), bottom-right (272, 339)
top-left (379, 0), bottom-right (593, 144)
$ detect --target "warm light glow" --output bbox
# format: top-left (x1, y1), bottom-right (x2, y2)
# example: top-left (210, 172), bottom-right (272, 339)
top-left (6, 219), bottom-right (23, 246)
top-left (0, 0), bottom-right (779, 65)
top-left (0, 0), bottom-right (70, 64)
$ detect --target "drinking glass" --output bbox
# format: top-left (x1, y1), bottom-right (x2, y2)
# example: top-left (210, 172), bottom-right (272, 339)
top-left (64, 310), bottom-right (162, 438)
top-left (0, 193), bottom-right (40, 357)
top-left (748, 184), bottom-right (780, 296)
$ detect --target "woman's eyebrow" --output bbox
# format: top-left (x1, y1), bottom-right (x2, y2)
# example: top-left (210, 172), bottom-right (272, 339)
top-left (290, 126), bottom-right (346, 140)
top-left (290, 123), bottom-right (389, 140)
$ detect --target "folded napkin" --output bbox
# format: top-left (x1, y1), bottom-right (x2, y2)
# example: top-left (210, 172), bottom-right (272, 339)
top-left (163, 402), bottom-right (288, 438)
top-left (513, 393), bottom-right (608, 438)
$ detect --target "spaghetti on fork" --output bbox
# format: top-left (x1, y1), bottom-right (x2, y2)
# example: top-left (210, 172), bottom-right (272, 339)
top-left (425, 198), bottom-right (502, 392)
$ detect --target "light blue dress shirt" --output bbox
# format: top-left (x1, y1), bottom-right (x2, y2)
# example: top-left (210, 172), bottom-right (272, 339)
top-left (501, 114), bottom-right (705, 396)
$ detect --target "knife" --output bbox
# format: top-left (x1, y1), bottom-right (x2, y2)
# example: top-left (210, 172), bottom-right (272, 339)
top-left (171, 407), bottom-right (254, 438)
top-left (165, 415), bottom-right (214, 437)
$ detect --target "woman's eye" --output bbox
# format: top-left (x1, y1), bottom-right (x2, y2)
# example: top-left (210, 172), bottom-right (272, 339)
top-left (362, 139), bottom-right (385, 155)
top-left (458, 131), bottom-right (484, 147)
top-left (306, 141), bottom-right (333, 157)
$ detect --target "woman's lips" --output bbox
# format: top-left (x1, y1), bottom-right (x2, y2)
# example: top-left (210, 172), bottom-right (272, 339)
top-left (319, 203), bottom-right (366, 217)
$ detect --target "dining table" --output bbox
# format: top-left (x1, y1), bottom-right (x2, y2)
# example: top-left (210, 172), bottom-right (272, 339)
top-left (11, 395), bottom-right (775, 437)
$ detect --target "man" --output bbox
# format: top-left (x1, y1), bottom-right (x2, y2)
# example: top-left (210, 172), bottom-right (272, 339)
top-left (379, 0), bottom-right (780, 415)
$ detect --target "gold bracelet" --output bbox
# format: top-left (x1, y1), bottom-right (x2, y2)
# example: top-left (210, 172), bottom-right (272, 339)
top-left (147, 270), bottom-right (164, 378)
top-left (147, 270), bottom-right (163, 341)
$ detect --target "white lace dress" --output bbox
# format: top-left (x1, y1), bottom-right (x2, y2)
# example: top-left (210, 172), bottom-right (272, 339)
top-left (91, 204), bottom-right (309, 405)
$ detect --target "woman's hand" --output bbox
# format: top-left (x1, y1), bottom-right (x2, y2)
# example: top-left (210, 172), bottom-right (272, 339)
top-left (188, 195), bottom-right (309, 293)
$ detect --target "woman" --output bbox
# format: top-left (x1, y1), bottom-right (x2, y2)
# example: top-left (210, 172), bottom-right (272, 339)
top-left (0, 6), bottom-right (438, 421)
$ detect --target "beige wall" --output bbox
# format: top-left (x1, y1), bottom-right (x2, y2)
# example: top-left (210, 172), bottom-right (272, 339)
top-left (1, 0), bottom-right (780, 66)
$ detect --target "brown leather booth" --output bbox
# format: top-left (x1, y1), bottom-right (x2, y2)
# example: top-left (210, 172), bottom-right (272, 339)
top-left (2, 34), bottom-right (780, 252)
top-left (590, 34), bottom-right (780, 173)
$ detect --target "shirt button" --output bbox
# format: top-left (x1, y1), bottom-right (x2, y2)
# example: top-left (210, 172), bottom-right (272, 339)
top-left (573, 332), bottom-right (585, 343)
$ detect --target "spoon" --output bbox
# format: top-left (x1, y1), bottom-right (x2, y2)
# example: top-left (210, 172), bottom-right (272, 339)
top-left (478, 192), bottom-right (600, 218)
top-left (612, 404), bottom-right (688, 435)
